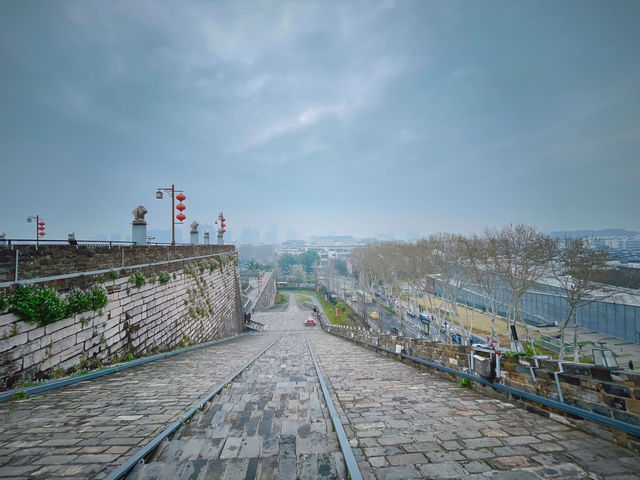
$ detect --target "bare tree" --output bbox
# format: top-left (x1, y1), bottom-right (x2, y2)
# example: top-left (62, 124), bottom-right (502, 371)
top-left (429, 233), bottom-right (473, 343)
top-left (551, 237), bottom-right (611, 361)
top-left (351, 245), bottom-right (382, 329)
top-left (493, 224), bottom-right (554, 347)
top-left (397, 240), bottom-right (432, 318)
top-left (468, 232), bottom-right (502, 343)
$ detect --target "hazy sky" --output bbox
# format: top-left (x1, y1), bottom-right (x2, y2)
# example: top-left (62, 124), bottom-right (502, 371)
top-left (1, 0), bottom-right (639, 242)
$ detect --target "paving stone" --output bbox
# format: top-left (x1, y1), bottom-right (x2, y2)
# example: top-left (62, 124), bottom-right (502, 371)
top-left (418, 461), bottom-right (467, 478)
top-left (464, 460), bottom-right (492, 473)
top-left (375, 465), bottom-right (422, 480)
top-left (386, 452), bottom-right (427, 465)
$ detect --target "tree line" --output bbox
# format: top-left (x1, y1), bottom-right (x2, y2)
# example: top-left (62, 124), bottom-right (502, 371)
top-left (350, 224), bottom-right (611, 361)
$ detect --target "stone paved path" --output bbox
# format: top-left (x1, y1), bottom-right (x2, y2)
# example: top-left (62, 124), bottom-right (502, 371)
top-left (3, 293), bottom-right (640, 480)
top-left (0, 332), bottom-right (278, 479)
top-left (128, 293), bottom-right (345, 479)
top-left (308, 330), bottom-right (640, 479)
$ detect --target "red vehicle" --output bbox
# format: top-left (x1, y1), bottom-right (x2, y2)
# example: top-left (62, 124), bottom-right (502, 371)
top-left (304, 315), bottom-right (316, 326)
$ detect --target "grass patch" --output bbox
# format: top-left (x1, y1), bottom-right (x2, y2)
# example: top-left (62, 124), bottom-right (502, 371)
top-left (296, 294), bottom-right (313, 304)
top-left (459, 378), bottom-right (472, 389)
top-left (281, 289), bottom-right (363, 327)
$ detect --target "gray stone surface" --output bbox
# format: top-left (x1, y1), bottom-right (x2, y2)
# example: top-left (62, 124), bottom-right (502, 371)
top-left (127, 293), bottom-right (344, 480)
top-left (307, 327), bottom-right (640, 479)
top-left (0, 333), bottom-right (279, 479)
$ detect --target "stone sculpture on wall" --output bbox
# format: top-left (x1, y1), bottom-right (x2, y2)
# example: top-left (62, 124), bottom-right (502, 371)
top-left (132, 205), bottom-right (148, 224)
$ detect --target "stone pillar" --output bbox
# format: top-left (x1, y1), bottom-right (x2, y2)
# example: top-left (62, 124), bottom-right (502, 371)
top-left (190, 221), bottom-right (199, 245)
top-left (0, 233), bottom-right (6, 247)
top-left (131, 205), bottom-right (148, 246)
top-left (217, 228), bottom-right (223, 245)
top-left (204, 231), bottom-right (210, 245)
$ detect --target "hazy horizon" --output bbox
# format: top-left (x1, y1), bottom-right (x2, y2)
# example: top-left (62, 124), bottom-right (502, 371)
top-left (2, 1), bottom-right (639, 241)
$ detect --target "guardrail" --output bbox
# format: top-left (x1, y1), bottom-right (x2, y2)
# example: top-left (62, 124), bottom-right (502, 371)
top-left (0, 238), bottom-right (200, 249)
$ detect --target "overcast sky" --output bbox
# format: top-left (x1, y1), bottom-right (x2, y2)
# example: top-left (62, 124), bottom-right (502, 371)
top-left (1, 0), bottom-right (639, 242)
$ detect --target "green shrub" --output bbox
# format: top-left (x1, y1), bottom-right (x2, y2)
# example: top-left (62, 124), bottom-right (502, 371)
top-left (129, 271), bottom-right (146, 288)
top-left (90, 286), bottom-right (108, 310)
top-left (66, 289), bottom-right (92, 316)
top-left (11, 285), bottom-right (68, 325)
top-left (109, 270), bottom-right (119, 280)
top-left (158, 272), bottom-right (171, 284)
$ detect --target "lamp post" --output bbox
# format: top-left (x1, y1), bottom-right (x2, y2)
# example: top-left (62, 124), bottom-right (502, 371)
top-left (155, 185), bottom-right (186, 246)
top-left (26, 215), bottom-right (45, 248)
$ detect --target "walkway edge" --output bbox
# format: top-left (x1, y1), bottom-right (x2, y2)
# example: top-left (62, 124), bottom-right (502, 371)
top-left (0, 331), bottom-right (257, 403)
top-left (307, 337), bottom-right (363, 480)
top-left (105, 333), bottom-right (284, 480)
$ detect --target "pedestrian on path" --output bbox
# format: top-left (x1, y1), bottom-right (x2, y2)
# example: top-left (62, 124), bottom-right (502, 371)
top-left (629, 360), bottom-right (634, 370)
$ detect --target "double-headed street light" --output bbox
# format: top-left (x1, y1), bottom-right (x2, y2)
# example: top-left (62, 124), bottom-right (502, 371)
top-left (155, 184), bottom-right (186, 246)
top-left (26, 215), bottom-right (45, 248)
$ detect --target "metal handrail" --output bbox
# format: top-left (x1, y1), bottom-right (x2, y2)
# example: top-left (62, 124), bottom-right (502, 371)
top-left (0, 238), bottom-right (201, 249)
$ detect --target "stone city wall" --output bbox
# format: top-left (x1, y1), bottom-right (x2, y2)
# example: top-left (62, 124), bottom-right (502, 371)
top-left (0, 253), bottom-right (245, 389)
top-left (326, 324), bottom-right (640, 453)
top-left (0, 244), bottom-right (235, 284)
top-left (252, 272), bottom-right (276, 310)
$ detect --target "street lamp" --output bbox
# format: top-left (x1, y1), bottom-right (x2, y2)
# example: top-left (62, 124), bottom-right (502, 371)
top-left (155, 184), bottom-right (186, 246)
top-left (26, 215), bottom-right (45, 248)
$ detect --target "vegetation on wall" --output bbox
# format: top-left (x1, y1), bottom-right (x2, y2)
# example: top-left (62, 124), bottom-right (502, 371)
top-left (0, 253), bottom-right (238, 330)
top-left (6, 284), bottom-right (108, 326)
top-left (129, 271), bottom-right (146, 288)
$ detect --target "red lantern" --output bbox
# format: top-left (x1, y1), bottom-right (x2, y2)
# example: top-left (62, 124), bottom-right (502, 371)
top-left (38, 231), bottom-right (46, 236)
top-left (38, 221), bottom-right (45, 226)
top-left (38, 226), bottom-right (45, 231)
top-left (221, 217), bottom-right (226, 222)
top-left (176, 193), bottom-right (186, 202)
top-left (176, 203), bottom-right (186, 211)
top-left (176, 213), bottom-right (186, 222)
top-left (222, 229), bottom-right (226, 233)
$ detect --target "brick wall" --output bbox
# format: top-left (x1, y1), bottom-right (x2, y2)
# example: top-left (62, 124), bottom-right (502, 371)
top-left (326, 325), bottom-right (640, 453)
top-left (0, 253), bottom-right (245, 389)
top-left (0, 244), bottom-right (235, 283)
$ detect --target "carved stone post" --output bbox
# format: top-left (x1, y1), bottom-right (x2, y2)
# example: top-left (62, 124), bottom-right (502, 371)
top-left (131, 206), bottom-right (148, 246)
top-left (190, 221), bottom-right (199, 245)
top-left (204, 231), bottom-right (210, 245)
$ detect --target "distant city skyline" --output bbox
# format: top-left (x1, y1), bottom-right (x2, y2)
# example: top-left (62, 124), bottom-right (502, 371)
top-left (2, 1), bottom-right (639, 240)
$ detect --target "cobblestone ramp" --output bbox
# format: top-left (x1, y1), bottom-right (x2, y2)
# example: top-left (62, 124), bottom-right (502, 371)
top-left (0, 333), bottom-right (279, 479)
top-left (308, 331), bottom-right (640, 479)
top-left (127, 332), bottom-right (345, 480)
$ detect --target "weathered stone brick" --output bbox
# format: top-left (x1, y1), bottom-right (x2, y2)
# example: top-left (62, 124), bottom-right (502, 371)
top-left (603, 383), bottom-right (631, 398)
top-left (0, 332), bottom-right (28, 353)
